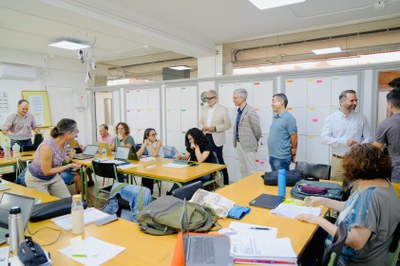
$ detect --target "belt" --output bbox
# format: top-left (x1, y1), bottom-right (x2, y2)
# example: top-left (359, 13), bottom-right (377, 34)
top-left (332, 154), bottom-right (343, 159)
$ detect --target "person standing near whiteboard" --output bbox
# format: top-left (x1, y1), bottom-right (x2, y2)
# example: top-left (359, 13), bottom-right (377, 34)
top-left (321, 90), bottom-right (371, 181)
top-left (233, 88), bottom-right (261, 178)
top-left (199, 90), bottom-right (232, 185)
top-left (2, 99), bottom-right (40, 147)
top-left (268, 93), bottom-right (298, 171)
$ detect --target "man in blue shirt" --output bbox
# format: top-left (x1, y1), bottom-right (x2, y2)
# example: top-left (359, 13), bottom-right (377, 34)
top-left (268, 93), bottom-right (298, 171)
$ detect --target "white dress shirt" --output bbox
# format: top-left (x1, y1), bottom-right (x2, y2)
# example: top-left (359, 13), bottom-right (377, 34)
top-left (321, 110), bottom-right (371, 156)
top-left (206, 105), bottom-right (216, 128)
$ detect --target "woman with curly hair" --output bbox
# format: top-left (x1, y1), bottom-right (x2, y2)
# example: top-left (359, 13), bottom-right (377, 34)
top-left (168, 128), bottom-right (215, 193)
top-left (110, 122), bottom-right (135, 151)
top-left (296, 144), bottom-right (400, 265)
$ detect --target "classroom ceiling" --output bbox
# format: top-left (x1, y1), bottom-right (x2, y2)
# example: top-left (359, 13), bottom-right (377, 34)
top-left (1, 0), bottom-right (400, 78)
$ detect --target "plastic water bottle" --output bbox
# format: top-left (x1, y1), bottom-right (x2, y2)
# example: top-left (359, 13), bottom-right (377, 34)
top-left (9, 206), bottom-right (24, 254)
top-left (278, 168), bottom-right (287, 197)
top-left (71, 194), bottom-right (84, 234)
top-left (102, 148), bottom-right (107, 158)
top-left (3, 138), bottom-right (10, 160)
top-left (12, 143), bottom-right (20, 158)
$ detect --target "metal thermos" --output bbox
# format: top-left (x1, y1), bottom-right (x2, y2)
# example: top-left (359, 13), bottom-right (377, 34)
top-left (9, 206), bottom-right (24, 254)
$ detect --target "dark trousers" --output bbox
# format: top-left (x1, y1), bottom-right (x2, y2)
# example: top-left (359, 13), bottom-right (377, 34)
top-left (205, 134), bottom-right (229, 185)
top-left (11, 139), bottom-right (32, 151)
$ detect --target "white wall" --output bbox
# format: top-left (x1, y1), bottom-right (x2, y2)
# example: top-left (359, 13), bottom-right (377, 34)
top-left (0, 47), bottom-right (93, 145)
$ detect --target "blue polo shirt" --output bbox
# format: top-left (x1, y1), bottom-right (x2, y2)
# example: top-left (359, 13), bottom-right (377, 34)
top-left (268, 110), bottom-right (297, 159)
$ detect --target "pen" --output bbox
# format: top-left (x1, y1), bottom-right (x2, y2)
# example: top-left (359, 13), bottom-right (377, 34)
top-left (250, 227), bottom-right (270, 230)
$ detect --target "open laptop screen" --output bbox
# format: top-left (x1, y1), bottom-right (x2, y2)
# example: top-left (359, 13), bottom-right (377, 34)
top-left (0, 193), bottom-right (35, 230)
top-left (115, 147), bottom-right (130, 160)
top-left (83, 145), bottom-right (99, 156)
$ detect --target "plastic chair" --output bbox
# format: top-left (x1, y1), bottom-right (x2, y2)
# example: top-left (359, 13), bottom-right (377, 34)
top-left (321, 222), bottom-right (348, 266)
top-left (172, 181), bottom-right (203, 200)
top-left (91, 160), bottom-right (119, 207)
top-left (295, 161), bottom-right (331, 180)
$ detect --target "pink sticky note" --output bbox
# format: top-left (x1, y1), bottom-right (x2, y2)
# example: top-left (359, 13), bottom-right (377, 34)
top-left (316, 80), bottom-right (323, 83)
top-left (312, 118), bottom-right (318, 122)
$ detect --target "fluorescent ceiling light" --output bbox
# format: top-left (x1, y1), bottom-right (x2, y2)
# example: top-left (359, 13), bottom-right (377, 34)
top-left (248, 0), bottom-right (306, 10)
top-left (312, 47), bottom-right (342, 55)
top-left (168, 65), bottom-right (192, 70)
top-left (49, 40), bottom-right (90, 50)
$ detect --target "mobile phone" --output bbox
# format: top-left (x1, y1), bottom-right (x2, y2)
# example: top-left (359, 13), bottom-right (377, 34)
top-left (96, 214), bottom-right (118, 226)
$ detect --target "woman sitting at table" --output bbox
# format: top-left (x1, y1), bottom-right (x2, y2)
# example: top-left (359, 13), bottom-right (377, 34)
top-left (110, 122), bottom-right (135, 151)
top-left (25, 118), bottom-right (81, 198)
top-left (168, 128), bottom-right (215, 193)
top-left (137, 128), bottom-right (180, 194)
top-left (296, 144), bottom-right (400, 265)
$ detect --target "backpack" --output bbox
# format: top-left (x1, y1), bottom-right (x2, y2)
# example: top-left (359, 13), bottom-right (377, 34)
top-left (290, 180), bottom-right (344, 200)
top-left (137, 196), bottom-right (219, 235)
top-left (262, 170), bottom-right (304, 186)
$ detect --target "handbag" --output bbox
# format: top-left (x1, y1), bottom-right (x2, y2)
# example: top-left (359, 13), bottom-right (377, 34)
top-left (262, 170), bottom-right (304, 186)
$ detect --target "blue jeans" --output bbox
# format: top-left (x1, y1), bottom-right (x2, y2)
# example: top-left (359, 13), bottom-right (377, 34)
top-left (269, 156), bottom-right (291, 171)
top-left (11, 139), bottom-right (32, 150)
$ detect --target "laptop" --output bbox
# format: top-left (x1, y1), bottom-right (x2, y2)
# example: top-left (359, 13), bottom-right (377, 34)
top-left (73, 145), bottom-right (99, 160)
top-left (69, 139), bottom-right (83, 154)
top-left (180, 200), bottom-right (233, 266)
top-left (112, 146), bottom-right (139, 165)
top-left (96, 142), bottom-right (112, 156)
top-left (0, 193), bottom-right (36, 244)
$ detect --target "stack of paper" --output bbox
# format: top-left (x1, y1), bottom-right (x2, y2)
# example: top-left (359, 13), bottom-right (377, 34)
top-left (51, 207), bottom-right (111, 230)
top-left (223, 222), bottom-right (297, 265)
top-left (230, 237), bottom-right (297, 265)
top-left (271, 203), bottom-right (321, 219)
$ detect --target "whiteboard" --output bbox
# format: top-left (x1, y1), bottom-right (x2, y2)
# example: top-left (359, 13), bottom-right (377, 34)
top-left (285, 78), bottom-right (307, 108)
top-left (307, 77), bottom-right (331, 107)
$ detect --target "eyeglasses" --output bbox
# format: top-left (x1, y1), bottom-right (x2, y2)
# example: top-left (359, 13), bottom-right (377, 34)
top-left (205, 97), bottom-right (216, 100)
top-left (150, 133), bottom-right (158, 137)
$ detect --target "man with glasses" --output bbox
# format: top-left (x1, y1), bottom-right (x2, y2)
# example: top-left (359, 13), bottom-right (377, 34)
top-left (199, 90), bottom-right (232, 185)
top-left (233, 88), bottom-right (261, 179)
top-left (2, 99), bottom-right (41, 147)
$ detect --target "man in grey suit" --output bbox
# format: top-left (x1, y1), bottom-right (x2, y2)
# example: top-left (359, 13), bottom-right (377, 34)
top-left (200, 90), bottom-right (232, 185)
top-left (233, 88), bottom-right (261, 178)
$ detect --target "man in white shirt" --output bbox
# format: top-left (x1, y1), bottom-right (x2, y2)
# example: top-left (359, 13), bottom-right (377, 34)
top-left (199, 90), bottom-right (232, 185)
top-left (321, 90), bottom-right (371, 181)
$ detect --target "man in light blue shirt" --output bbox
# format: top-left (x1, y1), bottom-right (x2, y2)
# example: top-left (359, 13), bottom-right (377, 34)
top-left (321, 90), bottom-right (371, 181)
top-left (268, 93), bottom-right (298, 171)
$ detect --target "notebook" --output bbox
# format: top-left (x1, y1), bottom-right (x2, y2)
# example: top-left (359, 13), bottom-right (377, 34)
top-left (181, 200), bottom-right (233, 266)
top-left (249, 193), bottom-right (285, 209)
top-left (0, 193), bottom-right (36, 244)
top-left (73, 145), bottom-right (99, 160)
top-left (96, 142), bottom-right (112, 156)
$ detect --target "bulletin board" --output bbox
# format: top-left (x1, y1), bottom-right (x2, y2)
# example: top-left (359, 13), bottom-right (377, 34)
top-left (21, 90), bottom-right (52, 127)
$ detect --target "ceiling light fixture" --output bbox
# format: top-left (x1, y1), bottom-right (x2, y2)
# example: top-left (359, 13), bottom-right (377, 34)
top-left (312, 47), bottom-right (343, 55)
top-left (168, 65), bottom-right (192, 70)
top-left (248, 0), bottom-right (306, 10)
top-left (49, 40), bottom-right (90, 50)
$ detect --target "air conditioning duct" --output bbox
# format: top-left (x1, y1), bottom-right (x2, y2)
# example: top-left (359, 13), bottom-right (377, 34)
top-left (0, 64), bottom-right (37, 80)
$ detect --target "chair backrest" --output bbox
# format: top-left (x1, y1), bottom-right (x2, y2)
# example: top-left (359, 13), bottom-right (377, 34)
top-left (295, 161), bottom-right (331, 180)
top-left (321, 222), bottom-right (348, 266)
top-left (92, 160), bottom-right (118, 179)
top-left (389, 221), bottom-right (400, 266)
top-left (172, 181), bottom-right (203, 200)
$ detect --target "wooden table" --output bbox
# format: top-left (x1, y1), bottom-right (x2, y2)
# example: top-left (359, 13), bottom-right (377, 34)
top-left (75, 157), bottom-right (226, 200)
top-left (2, 172), bottom-right (326, 266)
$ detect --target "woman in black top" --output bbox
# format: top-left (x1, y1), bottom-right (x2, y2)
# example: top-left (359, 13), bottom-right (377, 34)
top-left (169, 128), bottom-right (215, 193)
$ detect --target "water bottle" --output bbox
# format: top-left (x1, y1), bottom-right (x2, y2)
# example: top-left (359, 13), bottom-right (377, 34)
top-left (4, 139), bottom-right (10, 160)
top-left (278, 168), bottom-right (286, 197)
top-left (71, 194), bottom-right (84, 234)
top-left (9, 206), bottom-right (25, 254)
top-left (102, 148), bottom-right (107, 158)
top-left (12, 143), bottom-right (20, 158)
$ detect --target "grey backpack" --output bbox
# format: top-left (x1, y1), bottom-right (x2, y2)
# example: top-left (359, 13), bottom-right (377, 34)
top-left (290, 180), bottom-right (344, 200)
top-left (137, 196), bottom-right (219, 235)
